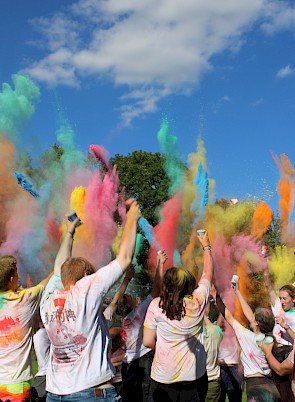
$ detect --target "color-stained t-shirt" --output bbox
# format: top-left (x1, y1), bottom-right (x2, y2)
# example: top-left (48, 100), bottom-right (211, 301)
top-left (272, 297), bottom-right (295, 346)
top-left (232, 320), bottom-right (271, 377)
top-left (33, 328), bottom-right (51, 377)
top-left (0, 285), bottom-right (44, 384)
top-left (40, 260), bottom-right (123, 395)
top-left (144, 277), bottom-right (211, 384)
top-left (122, 294), bottom-right (153, 363)
top-left (203, 322), bottom-right (223, 381)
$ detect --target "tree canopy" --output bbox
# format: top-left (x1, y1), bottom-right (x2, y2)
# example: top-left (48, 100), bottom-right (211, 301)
top-left (110, 150), bottom-right (170, 227)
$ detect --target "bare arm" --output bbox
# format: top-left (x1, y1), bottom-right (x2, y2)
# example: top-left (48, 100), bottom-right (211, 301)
top-left (234, 282), bottom-right (255, 323)
top-left (108, 265), bottom-right (135, 314)
top-left (116, 202), bottom-right (141, 272)
top-left (261, 342), bottom-right (293, 376)
top-left (196, 231), bottom-right (213, 284)
top-left (143, 327), bottom-right (157, 350)
top-left (53, 217), bottom-right (79, 276)
top-left (151, 250), bottom-right (167, 298)
top-left (213, 291), bottom-right (235, 327)
top-left (38, 272), bottom-right (54, 288)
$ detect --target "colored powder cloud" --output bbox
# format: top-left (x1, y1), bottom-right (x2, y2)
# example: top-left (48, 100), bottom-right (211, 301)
top-left (0, 75), bottom-right (40, 143)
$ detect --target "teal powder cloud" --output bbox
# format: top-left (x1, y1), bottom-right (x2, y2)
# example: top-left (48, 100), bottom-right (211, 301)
top-left (0, 74), bottom-right (40, 142)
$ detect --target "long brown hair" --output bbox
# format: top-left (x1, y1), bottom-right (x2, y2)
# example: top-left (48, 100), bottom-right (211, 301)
top-left (159, 267), bottom-right (196, 321)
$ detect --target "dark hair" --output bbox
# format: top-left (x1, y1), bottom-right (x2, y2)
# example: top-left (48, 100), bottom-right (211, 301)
top-left (116, 294), bottom-right (134, 317)
top-left (254, 307), bottom-right (275, 335)
top-left (0, 255), bottom-right (17, 291)
top-left (159, 267), bottom-right (197, 321)
top-left (279, 285), bottom-right (295, 303)
top-left (61, 257), bottom-right (95, 286)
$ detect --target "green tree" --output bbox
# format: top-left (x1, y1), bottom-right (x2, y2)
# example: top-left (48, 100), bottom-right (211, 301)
top-left (263, 214), bottom-right (282, 249)
top-left (110, 151), bottom-right (170, 227)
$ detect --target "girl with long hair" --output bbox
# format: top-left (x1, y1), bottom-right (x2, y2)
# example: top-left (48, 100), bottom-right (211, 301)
top-left (143, 231), bottom-right (213, 402)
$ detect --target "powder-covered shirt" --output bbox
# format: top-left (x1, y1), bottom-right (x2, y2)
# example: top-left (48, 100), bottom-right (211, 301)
top-left (203, 322), bottom-right (223, 381)
top-left (123, 295), bottom-right (153, 363)
top-left (40, 260), bottom-right (123, 395)
top-left (33, 328), bottom-right (51, 377)
top-left (144, 277), bottom-right (211, 384)
top-left (0, 285), bottom-right (44, 384)
top-left (232, 320), bottom-right (271, 377)
top-left (272, 297), bottom-right (295, 346)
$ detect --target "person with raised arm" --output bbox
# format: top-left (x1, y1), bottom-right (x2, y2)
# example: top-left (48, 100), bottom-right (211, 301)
top-left (213, 278), bottom-right (281, 401)
top-left (40, 202), bottom-right (141, 402)
top-left (0, 250), bottom-right (54, 401)
top-left (119, 250), bottom-right (168, 402)
top-left (143, 231), bottom-right (213, 402)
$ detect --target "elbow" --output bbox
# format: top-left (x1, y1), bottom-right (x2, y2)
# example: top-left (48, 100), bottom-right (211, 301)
top-left (142, 332), bottom-right (156, 350)
top-left (143, 339), bottom-right (155, 350)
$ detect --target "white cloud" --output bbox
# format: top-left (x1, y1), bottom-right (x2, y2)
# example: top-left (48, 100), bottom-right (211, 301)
top-left (23, 0), bottom-right (295, 125)
top-left (261, 2), bottom-right (295, 35)
top-left (277, 64), bottom-right (295, 79)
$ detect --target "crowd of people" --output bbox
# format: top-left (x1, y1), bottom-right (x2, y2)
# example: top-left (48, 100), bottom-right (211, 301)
top-left (0, 200), bottom-right (294, 402)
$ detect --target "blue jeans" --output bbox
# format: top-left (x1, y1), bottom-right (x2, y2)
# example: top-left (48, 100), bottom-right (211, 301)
top-left (46, 386), bottom-right (122, 402)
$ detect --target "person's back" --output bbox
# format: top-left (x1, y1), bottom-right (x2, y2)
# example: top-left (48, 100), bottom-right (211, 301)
top-left (143, 231), bottom-right (214, 402)
top-left (41, 201), bottom-right (141, 402)
top-left (203, 305), bottom-right (223, 402)
top-left (41, 259), bottom-right (122, 395)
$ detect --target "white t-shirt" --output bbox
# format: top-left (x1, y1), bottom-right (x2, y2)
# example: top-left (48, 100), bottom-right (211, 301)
top-left (203, 322), bottom-right (223, 381)
top-left (123, 295), bottom-right (153, 363)
top-left (232, 320), bottom-right (271, 377)
top-left (0, 285), bottom-right (44, 384)
top-left (218, 324), bottom-right (241, 365)
top-left (33, 328), bottom-right (51, 377)
top-left (40, 260), bottom-right (123, 395)
top-left (144, 278), bottom-right (211, 384)
top-left (272, 297), bottom-right (295, 346)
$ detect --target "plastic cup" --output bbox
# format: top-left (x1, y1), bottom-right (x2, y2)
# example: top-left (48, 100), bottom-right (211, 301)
top-left (197, 229), bottom-right (206, 238)
top-left (231, 275), bottom-right (239, 285)
top-left (66, 210), bottom-right (82, 227)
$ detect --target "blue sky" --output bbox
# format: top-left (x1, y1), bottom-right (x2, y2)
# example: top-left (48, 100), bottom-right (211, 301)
top-left (1, 0), bottom-right (295, 212)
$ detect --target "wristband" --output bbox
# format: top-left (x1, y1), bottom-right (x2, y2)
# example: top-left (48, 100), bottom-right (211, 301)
top-left (284, 323), bottom-right (290, 331)
top-left (203, 245), bottom-right (211, 251)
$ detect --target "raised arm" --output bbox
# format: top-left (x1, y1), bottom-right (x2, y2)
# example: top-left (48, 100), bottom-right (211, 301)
top-left (212, 289), bottom-right (235, 327)
top-left (116, 201), bottom-right (141, 272)
top-left (196, 231), bottom-right (213, 284)
top-left (233, 281), bottom-right (255, 323)
top-left (151, 250), bottom-right (167, 298)
top-left (53, 216), bottom-right (79, 276)
top-left (107, 265), bottom-right (135, 314)
top-left (263, 262), bottom-right (277, 306)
